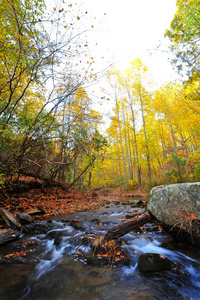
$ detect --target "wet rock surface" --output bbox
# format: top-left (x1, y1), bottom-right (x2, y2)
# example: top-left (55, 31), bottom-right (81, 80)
top-left (21, 222), bottom-right (51, 234)
top-left (138, 253), bottom-right (175, 272)
top-left (85, 253), bottom-right (130, 266)
top-left (0, 230), bottom-right (20, 245)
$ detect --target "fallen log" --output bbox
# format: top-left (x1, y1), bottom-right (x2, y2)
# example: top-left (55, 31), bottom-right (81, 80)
top-left (104, 211), bottom-right (153, 241)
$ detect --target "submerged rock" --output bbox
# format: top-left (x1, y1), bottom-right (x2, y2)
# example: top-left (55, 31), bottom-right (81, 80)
top-left (85, 253), bottom-right (130, 267)
top-left (124, 200), bottom-right (146, 207)
top-left (138, 253), bottom-right (175, 272)
top-left (69, 219), bottom-right (87, 231)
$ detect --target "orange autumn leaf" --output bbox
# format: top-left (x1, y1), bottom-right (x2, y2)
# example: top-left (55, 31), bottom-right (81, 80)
top-left (5, 251), bottom-right (26, 258)
top-left (115, 257), bottom-right (119, 262)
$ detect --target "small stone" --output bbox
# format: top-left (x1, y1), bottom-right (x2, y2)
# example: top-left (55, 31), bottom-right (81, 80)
top-left (37, 206), bottom-right (46, 214)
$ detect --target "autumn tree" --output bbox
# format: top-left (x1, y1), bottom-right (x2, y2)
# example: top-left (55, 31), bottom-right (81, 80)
top-left (165, 0), bottom-right (200, 77)
top-left (0, 0), bottom-right (106, 186)
top-left (124, 58), bottom-right (152, 184)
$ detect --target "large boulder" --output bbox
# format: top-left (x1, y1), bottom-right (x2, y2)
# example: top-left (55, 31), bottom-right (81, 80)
top-left (148, 183), bottom-right (200, 244)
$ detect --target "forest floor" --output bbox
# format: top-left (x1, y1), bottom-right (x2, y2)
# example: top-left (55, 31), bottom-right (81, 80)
top-left (0, 176), bottom-right (149, 224)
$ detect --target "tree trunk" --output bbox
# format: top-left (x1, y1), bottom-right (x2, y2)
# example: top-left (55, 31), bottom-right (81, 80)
top-left (131, 106), bottom-right (141, 185)
top-left (168, 116), bottom-right (183, 182)
top-left (66, 156), bottom-right (95, 190)
top-left (104, 212), bottom-right (152, 241)
top-left (139, 91), bottom-right (151, 184)
top-left (116, 94), bottom-right (127, 187)
top-left (126, 85), bottom-right (141, 185)
top-left (122, 104), bottom-right (132, 181)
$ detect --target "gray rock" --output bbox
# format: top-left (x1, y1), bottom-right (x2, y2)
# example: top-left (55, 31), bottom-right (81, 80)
top-left (138, 253), bottom-right (175, 272)
top-left (148, 183), bottom-right (200, 240)
top-left (21, 222), bottom-right (49, 234)
top-left (0, 208), bottom-right (21, 230)
top-left (27, 209), bottom-right (44, 216)
top-left (0, 254), bottom-right (10, 264)
top-left (126, 212), bottom-right (141, 219)
top-left (0, 230), bottom-right (20, 245)
top-left (16, 212), bottom-right (32, 224)
top-left (53, 232), bottom-right (63, 247)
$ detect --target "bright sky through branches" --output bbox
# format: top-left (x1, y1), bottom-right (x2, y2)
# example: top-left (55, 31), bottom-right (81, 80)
top-left (83, 0), bottom-right (178, 86)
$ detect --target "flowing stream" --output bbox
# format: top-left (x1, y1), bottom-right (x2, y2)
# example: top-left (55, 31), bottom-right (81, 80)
top-left (1, 201), bottom-right (200, 300)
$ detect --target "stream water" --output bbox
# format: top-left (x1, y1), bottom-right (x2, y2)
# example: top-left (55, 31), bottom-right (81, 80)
top-left (1, 201), bottom-right (200, 300)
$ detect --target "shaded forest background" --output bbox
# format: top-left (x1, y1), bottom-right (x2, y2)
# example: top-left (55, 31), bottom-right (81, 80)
top-left (0, 0), bottom-right (200, 191)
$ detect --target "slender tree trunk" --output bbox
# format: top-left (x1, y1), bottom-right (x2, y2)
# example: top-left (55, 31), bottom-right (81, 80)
top-left (126, 85), bottom-right (141, 185)
top-left (116, 95), bottom-right (127, 187)
top-left (122, 104), bottom-right (132, 181)
top-left (66, 156), bottom-right (95, 190)
top-left (127, 126), bottom-right (133, 180)
top-left (168, 116), bottom-right (183, 182)
top-left (130, 104), bottom-right (141, 185)
top-left (117, 154), bottom-right (123, 186)
top-left (139, 91), bottom-right (151, 184)
top-left (131, 131), bottom-right (136, 178)
top-left (88, 172), bottom-right (92, 188)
